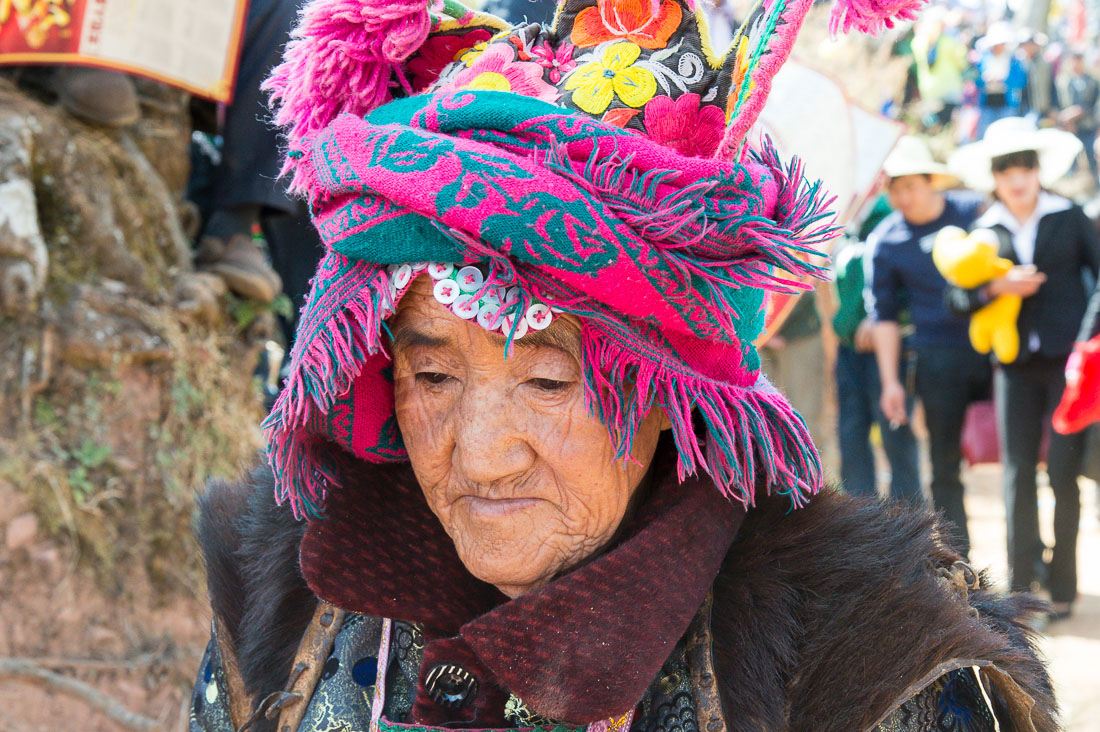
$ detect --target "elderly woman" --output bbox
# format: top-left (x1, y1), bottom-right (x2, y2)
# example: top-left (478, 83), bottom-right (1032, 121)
top-left (191, 1), bottom-right (1057, 731)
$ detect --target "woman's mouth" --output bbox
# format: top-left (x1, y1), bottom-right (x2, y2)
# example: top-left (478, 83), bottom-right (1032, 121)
top-left (460, 496), bottom-right (543, 518)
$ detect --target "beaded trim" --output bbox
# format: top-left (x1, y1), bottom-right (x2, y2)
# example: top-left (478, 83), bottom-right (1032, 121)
top-left (384, 263), bottom-right (559, 340)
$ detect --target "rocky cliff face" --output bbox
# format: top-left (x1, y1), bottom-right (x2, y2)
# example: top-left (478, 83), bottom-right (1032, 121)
top-left (0, 76), bottom-right (269, 730)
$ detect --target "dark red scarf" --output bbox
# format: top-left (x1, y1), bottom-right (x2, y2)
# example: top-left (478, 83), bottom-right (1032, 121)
top-left (299, 450), bottom-right (745, 725)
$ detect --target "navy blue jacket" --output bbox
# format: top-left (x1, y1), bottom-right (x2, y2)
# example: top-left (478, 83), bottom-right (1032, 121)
top-left (865, 191), bottom-right (985, 348)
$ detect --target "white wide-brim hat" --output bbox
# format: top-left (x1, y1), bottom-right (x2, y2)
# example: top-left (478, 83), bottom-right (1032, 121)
top-left (975, 21), bottom-right (1022, 51)
top-left (948, 117), bottom-right (1083, 191)
top-left (882, 135), bottom-right (961, 190)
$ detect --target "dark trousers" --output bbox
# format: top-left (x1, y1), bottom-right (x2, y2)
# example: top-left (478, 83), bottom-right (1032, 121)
top-left (835, 346), bottom-right (922, 505)
top-left (914, 346), bottom-right (993, 555)
top-left (996, 358), bottom-right (1085, 602)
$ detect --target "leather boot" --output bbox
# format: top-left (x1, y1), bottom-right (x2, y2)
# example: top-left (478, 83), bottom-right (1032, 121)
top-left (197, 234), bottom-right (283, 304)
top-left (55, 67), bottom-right (140, 127)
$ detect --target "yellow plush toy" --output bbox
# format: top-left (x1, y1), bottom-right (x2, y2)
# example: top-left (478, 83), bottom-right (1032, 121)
top-left (932, 226), bottom-right (1019, 363)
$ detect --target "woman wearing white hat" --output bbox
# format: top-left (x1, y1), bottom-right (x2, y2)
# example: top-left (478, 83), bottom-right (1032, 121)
top-left (974, 22), bottom-right (1028, 138)
top-left (948, 117), bottom-right (1100, 620)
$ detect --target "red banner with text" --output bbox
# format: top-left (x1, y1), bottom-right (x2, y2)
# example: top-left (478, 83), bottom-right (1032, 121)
top-left (0, 0), bottom-right (248, 102)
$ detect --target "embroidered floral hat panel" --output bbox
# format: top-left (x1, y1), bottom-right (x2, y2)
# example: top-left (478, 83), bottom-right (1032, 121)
top-left (263, 0), bottom-right (924, 516)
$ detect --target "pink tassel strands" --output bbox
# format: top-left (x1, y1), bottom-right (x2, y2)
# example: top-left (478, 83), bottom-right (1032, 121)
top-left (829, 0), bottom-right (926, 35)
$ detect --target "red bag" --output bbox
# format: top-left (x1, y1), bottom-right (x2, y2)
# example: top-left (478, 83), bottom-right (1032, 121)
top-left (961, 400), bottom-right (1051, 465)
top-left (962, 401), bottom-right (1000, 465)
top-left (1052, 335), bottom-right (1100, 434)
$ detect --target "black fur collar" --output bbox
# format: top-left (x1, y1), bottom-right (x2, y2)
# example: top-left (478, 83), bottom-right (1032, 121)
top-left (197, 464), bottom-right (1057, 732)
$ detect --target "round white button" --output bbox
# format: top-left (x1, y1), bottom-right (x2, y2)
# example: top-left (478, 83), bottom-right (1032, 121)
top-left (433, 278), bottom-right (460, 305)
top-left (503, 287), bottom-right (521, 304)
top-left (410, 262), bottom-right (428, 271)
top-left (476, 303), bottom-right (502, 330)
top-left (525, 303), bottom-right (552, 330)
top-left (428, 262), bottom-right (454, 280)
top-left (456, 266), bottom-right (485, 293)
top-left (481, 288), bottom-right (503, 307)
top-left (452, 295), bottom-right (478, 319)
top-left (391, 263), bottom-right (413, 290)
top-left (502, 313), bottom-right (529, 340)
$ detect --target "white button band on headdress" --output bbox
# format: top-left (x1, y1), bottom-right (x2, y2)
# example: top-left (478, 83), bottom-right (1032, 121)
top-left (384, 263), bottom-right (558, 340)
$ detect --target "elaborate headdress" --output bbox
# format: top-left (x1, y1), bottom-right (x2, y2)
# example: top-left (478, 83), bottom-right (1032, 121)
top-left (263, 0), bottom-right (924, 516)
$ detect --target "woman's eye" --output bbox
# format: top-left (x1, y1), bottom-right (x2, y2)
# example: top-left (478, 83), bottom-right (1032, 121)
top-left (528, 378), bottom-right (572, 392)
top-left (415, 372), bottom-right (452, 385)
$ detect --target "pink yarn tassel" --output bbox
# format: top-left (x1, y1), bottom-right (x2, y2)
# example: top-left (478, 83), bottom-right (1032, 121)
top-left (829, 0), bottom-right (925, 35)
top-left (264, 0), bottom-right (434, 194)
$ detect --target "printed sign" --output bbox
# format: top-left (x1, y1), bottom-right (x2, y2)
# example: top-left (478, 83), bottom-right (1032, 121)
top-left (0, 0), bottom-right (248, 102)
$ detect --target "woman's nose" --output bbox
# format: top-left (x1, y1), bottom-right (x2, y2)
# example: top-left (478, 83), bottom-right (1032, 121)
top-left (452, 384), bottom-right (534, 485)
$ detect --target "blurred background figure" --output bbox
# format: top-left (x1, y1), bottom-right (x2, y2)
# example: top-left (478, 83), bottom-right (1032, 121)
top-left (974, 22), bottom-right (1027, 138)
top-left (911, 8), bottom-right (968, 131)
top-left (187, 0), bottom-right (325, 345)
top-left (948, 118), bottom-right (1099, 620)
top-left (1019, 33), bottom-right (1059, 125)
top-left (759, 289), bottom-right (828, 450)
top-left (1056, 50), bottom-right (1100, 189)
top-left (832, 197), bottom-right (923, 504)
top-left (866, 136), bottom-right (989, 555)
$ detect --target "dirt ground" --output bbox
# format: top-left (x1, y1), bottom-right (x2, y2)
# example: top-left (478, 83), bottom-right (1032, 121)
top-left (1, 465), bottom-right (1098, 732)
top-left (0, 475), bottom-right (210, 732)
top-left (965, 464), bottom-right (1100, 732)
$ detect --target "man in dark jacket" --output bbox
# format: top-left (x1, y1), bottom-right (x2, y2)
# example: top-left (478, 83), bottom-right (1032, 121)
top-left (865, 137), bottom-right (988, 554)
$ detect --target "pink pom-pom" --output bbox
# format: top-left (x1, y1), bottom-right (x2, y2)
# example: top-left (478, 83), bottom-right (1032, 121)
top-left (828, 0), bottom-right (925, 35)
top-left (263, 0), bottom-right (433, 194)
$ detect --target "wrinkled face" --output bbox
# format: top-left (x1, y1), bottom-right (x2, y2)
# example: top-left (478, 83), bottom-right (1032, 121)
top-left (992, 165), bottom-right (1040, 212)
top-left (390, 277), bottom-right (667, 598)
top-left (886, 174), bottom-right (939, 222)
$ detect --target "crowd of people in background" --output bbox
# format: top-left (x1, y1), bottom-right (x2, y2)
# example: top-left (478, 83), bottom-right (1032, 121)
top-left (827, 107), bottom-right (1100, 622)
top-left (897, 10), bottom-right (1100, 187)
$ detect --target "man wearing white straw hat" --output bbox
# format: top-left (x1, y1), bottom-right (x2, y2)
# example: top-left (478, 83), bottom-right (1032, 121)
top-left (947, 117), bottom-right (1100, 619)
top-left (865, 136), bottom-right (989, 555)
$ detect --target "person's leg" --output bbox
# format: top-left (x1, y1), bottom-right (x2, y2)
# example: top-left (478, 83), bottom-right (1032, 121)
top-left (1040, 359), bottom-right (1085, 605)
top-left (836, 346), bottom-right (877, 498)
top-left (915, 347), bottom-right (974, 554)
top-left (996, 365), bottom-right (1046, 592)
top-left (871, 353), bottom-right (923, 505)
top-left (769, 333), bottom-right (826, 449)
top-left (762, 335), bottom-right (826, 450)
top-left (197, 0), bottom-right (301, 301)
top-left (212, 0), bottom-right (302, 214)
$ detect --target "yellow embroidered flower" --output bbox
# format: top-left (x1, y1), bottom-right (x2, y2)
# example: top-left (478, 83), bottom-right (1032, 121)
top-left (465, 71), bottom-right (513, 92)
top-left (460, 41), bottom-right (490, 66)
top-left (563, 42), bottom-right (656, 114)
top-left (725, 36), bottom-right (753, 121)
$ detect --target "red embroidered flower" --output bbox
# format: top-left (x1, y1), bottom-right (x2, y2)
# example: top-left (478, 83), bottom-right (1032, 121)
top-left (570, 0), bottom-right (682, 50)
top-left (642, 94), bottom-right (725, 158)
top-left (408, 29), bottom-right (493, 91)
top-left (530, 41), bottom-right (577, 84)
